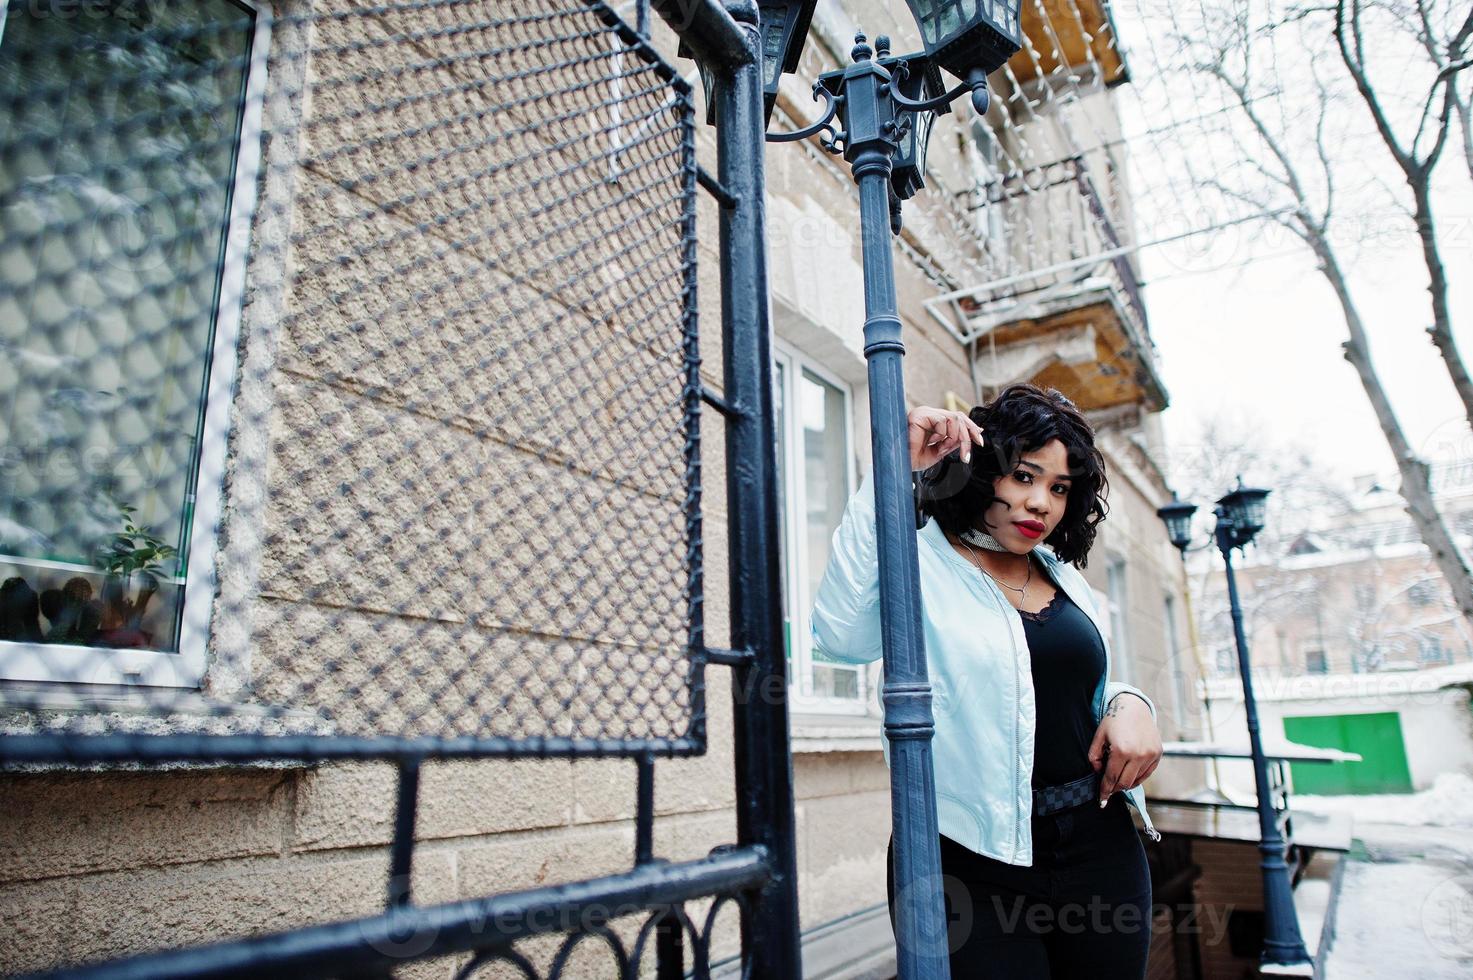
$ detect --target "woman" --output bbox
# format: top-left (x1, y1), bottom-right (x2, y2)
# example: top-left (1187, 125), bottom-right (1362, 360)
top-left (810, 383), bottom-right (1163, 979)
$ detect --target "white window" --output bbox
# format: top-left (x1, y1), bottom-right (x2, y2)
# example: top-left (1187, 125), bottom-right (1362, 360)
top-left (773, 344), bottom-right (864, 713)
top-left (1104, 555), bottom-right (1131, 684)
top-left (1216, 647), bottom-right (1237, 676)
top-left (0, 0), bottom-right (269, 688)
top-left (1163, 592), bottom-right (1187, 732)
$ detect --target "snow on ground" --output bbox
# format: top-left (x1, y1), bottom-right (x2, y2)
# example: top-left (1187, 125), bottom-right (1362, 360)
top-left (1306, 776), bottom-right (1473, 978)
top-left (1324, 857), bottom-right (1473, 980)
top-left (1291, 772), bottom-right (1473, 828)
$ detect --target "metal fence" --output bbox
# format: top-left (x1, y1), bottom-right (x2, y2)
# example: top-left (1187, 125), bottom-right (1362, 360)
top-left (0, 0), bottom-right (798, 974)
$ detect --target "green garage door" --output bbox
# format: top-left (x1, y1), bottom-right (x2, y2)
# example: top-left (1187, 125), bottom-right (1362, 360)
top-left (1283, 712), bottom-right (1414, 795)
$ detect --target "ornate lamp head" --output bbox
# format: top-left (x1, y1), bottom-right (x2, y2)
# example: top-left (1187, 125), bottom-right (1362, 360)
top-left (902, 0), bottom-right (1023, 83)
top-left (886, 53), bottom-right (948, 200)
top-left (1156, 494), bottom-right (1198, 556)
top-left (1217, 478), bottom-right (1271, 546)
top-left (756, 1), bottom-right (818, 111)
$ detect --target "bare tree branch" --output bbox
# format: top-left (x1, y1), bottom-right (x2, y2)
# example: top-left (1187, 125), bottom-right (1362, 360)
top-left (1177, 0), bottom-right (1473, 627)
top-left (1412, 57), bottom-right (1470, 164)
top-left (1310, 60), bottom-right (1338, 220)
top-left (1327, 0), bottom-right (1473, 432)
top-left (1414, 0), bottom-right (1442, 62)
top-left (1335, 0), bottom-right (1415, 170)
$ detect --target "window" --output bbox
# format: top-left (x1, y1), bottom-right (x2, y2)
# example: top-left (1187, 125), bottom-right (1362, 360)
top-left (1305, 648), bottom-right (1328, 674)
top-left (1407, 579), bottom-right (1437, 608)
top-left (774, 345), bottom-right (863, 712)
top-left (966, 119), bottom-right (1006, 250)
top-left (1216, 647), bottom-right (1237, 676)
top-left (1163, 593), bottom-right (1188, 731)
top-left (0, 0), bottom-right (268, 686)
top-left (1105, 555), bottom-right (1131, 684)
top-left (1418, 635), bottom-right (1451, 665)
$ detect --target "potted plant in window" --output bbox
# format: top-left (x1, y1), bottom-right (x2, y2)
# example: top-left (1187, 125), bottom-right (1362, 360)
top-left (93, 503), bottom-right (177, 649)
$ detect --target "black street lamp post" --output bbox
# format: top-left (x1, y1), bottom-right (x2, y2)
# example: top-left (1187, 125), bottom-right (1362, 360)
top-left (751, 3), bottom-right (1020, 977)
top-left (1158, 481), bottom-right (1314, 975)
top-left (778, 32), bottom-right (962, 978)
top-left (683, 0), bottom-right (1022, 974)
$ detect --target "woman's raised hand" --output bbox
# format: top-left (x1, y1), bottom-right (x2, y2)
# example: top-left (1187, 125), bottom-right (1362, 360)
top-left (908, 406), bottom-right (985, 472)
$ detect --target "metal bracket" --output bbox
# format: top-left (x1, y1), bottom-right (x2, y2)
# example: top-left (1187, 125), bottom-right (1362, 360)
top-left (765, 81), bottom-right (844, 153)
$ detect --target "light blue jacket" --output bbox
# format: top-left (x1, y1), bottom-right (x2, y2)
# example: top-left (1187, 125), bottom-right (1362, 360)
top-left (810, 475), bottom-right (1160, 865)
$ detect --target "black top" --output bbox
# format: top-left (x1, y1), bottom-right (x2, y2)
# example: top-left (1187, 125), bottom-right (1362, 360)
top-left (1019, 587), bottom-right (1106, 788)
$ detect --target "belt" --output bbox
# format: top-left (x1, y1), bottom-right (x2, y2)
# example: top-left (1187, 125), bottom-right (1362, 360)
top-left (1032, 771), bottom-right (1102, 816)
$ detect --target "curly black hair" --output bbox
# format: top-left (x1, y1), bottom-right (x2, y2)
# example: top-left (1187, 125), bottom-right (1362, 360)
top-left (916, 383), bottom-right (1109, 567)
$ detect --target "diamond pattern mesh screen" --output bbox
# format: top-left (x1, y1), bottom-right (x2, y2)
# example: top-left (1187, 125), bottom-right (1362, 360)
top-left (0, 0), bottom-right (703, 753)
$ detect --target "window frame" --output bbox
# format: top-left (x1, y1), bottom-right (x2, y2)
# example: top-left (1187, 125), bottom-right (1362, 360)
top-left (1215, 647), bottom-right (1237, 675)
top-left (1103, 554), bottom-right (1131, 685)
top-left (773, 340), bottom-right (865, 716)
top-left (1304, 647), bottom-right (1329, 674)
top-left (0, 0), bottom-right (272, 689)
top-left (1163, 591), bottom-right (1187, 731)
top-left (1417, 634), bottom-right (1450, 665)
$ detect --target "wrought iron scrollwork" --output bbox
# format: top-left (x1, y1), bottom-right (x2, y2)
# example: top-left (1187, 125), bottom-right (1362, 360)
top-left (452, 893), bottom-right (754, 979)
top-left (885, 58), bottom-right (991, 118)
top-left (765, 81), bottom-right (845, 153)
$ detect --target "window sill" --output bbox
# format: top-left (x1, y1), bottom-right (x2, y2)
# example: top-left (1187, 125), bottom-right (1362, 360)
top-left (0, 683), bottom-right (331, 772)
top-left (790, 711), bottom-right (884, 754)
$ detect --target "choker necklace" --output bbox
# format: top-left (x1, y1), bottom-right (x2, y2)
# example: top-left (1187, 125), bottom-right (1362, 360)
top-left (954, 535), bottom-right (1033, 603)
top-left (959, 527), bottom-right (1011, 552)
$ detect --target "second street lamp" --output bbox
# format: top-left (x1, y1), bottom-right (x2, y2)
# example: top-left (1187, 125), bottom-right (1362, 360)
top-left (1156, 493), bottom-right (1197, 553)
top-left (1220, 478), bottom-right (1271, 542)
top-left (1158, 480), bottom-right (1313, 975)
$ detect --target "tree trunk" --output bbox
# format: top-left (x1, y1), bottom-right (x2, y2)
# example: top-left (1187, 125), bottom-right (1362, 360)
top-left (1411, 180), bottom-right (1473, 432)
top-left (1312, 237), bottom-right (1473, 627)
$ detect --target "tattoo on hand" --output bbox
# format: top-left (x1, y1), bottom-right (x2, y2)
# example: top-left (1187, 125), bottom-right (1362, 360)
top-left (1105, 699), bottom-right (1124, 718)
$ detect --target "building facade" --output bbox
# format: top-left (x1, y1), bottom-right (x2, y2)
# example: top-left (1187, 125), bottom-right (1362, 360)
top-left (0, 0), bottom-right (1208, 976)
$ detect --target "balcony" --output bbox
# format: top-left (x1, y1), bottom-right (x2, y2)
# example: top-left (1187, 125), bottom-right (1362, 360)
top-left (939, 147), bottom-right (1166, 413)
top-left (962, 274), bottom-right (1167, 412)
top-left (1009, 0), bottom-right (1129, 89)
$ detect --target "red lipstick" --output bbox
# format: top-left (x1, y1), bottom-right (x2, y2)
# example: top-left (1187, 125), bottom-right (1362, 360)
top-left (1014, 521), bottom-right (1045, 539)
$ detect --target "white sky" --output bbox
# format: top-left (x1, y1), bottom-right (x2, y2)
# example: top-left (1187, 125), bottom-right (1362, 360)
top-left (1105, 0), bottom-right (1473, 495)
top-left (1142, 184), bottom-right (1473, 491)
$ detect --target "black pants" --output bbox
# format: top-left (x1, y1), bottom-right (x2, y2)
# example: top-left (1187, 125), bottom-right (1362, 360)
top-left (886, 793), bottom-right (1152, 979)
